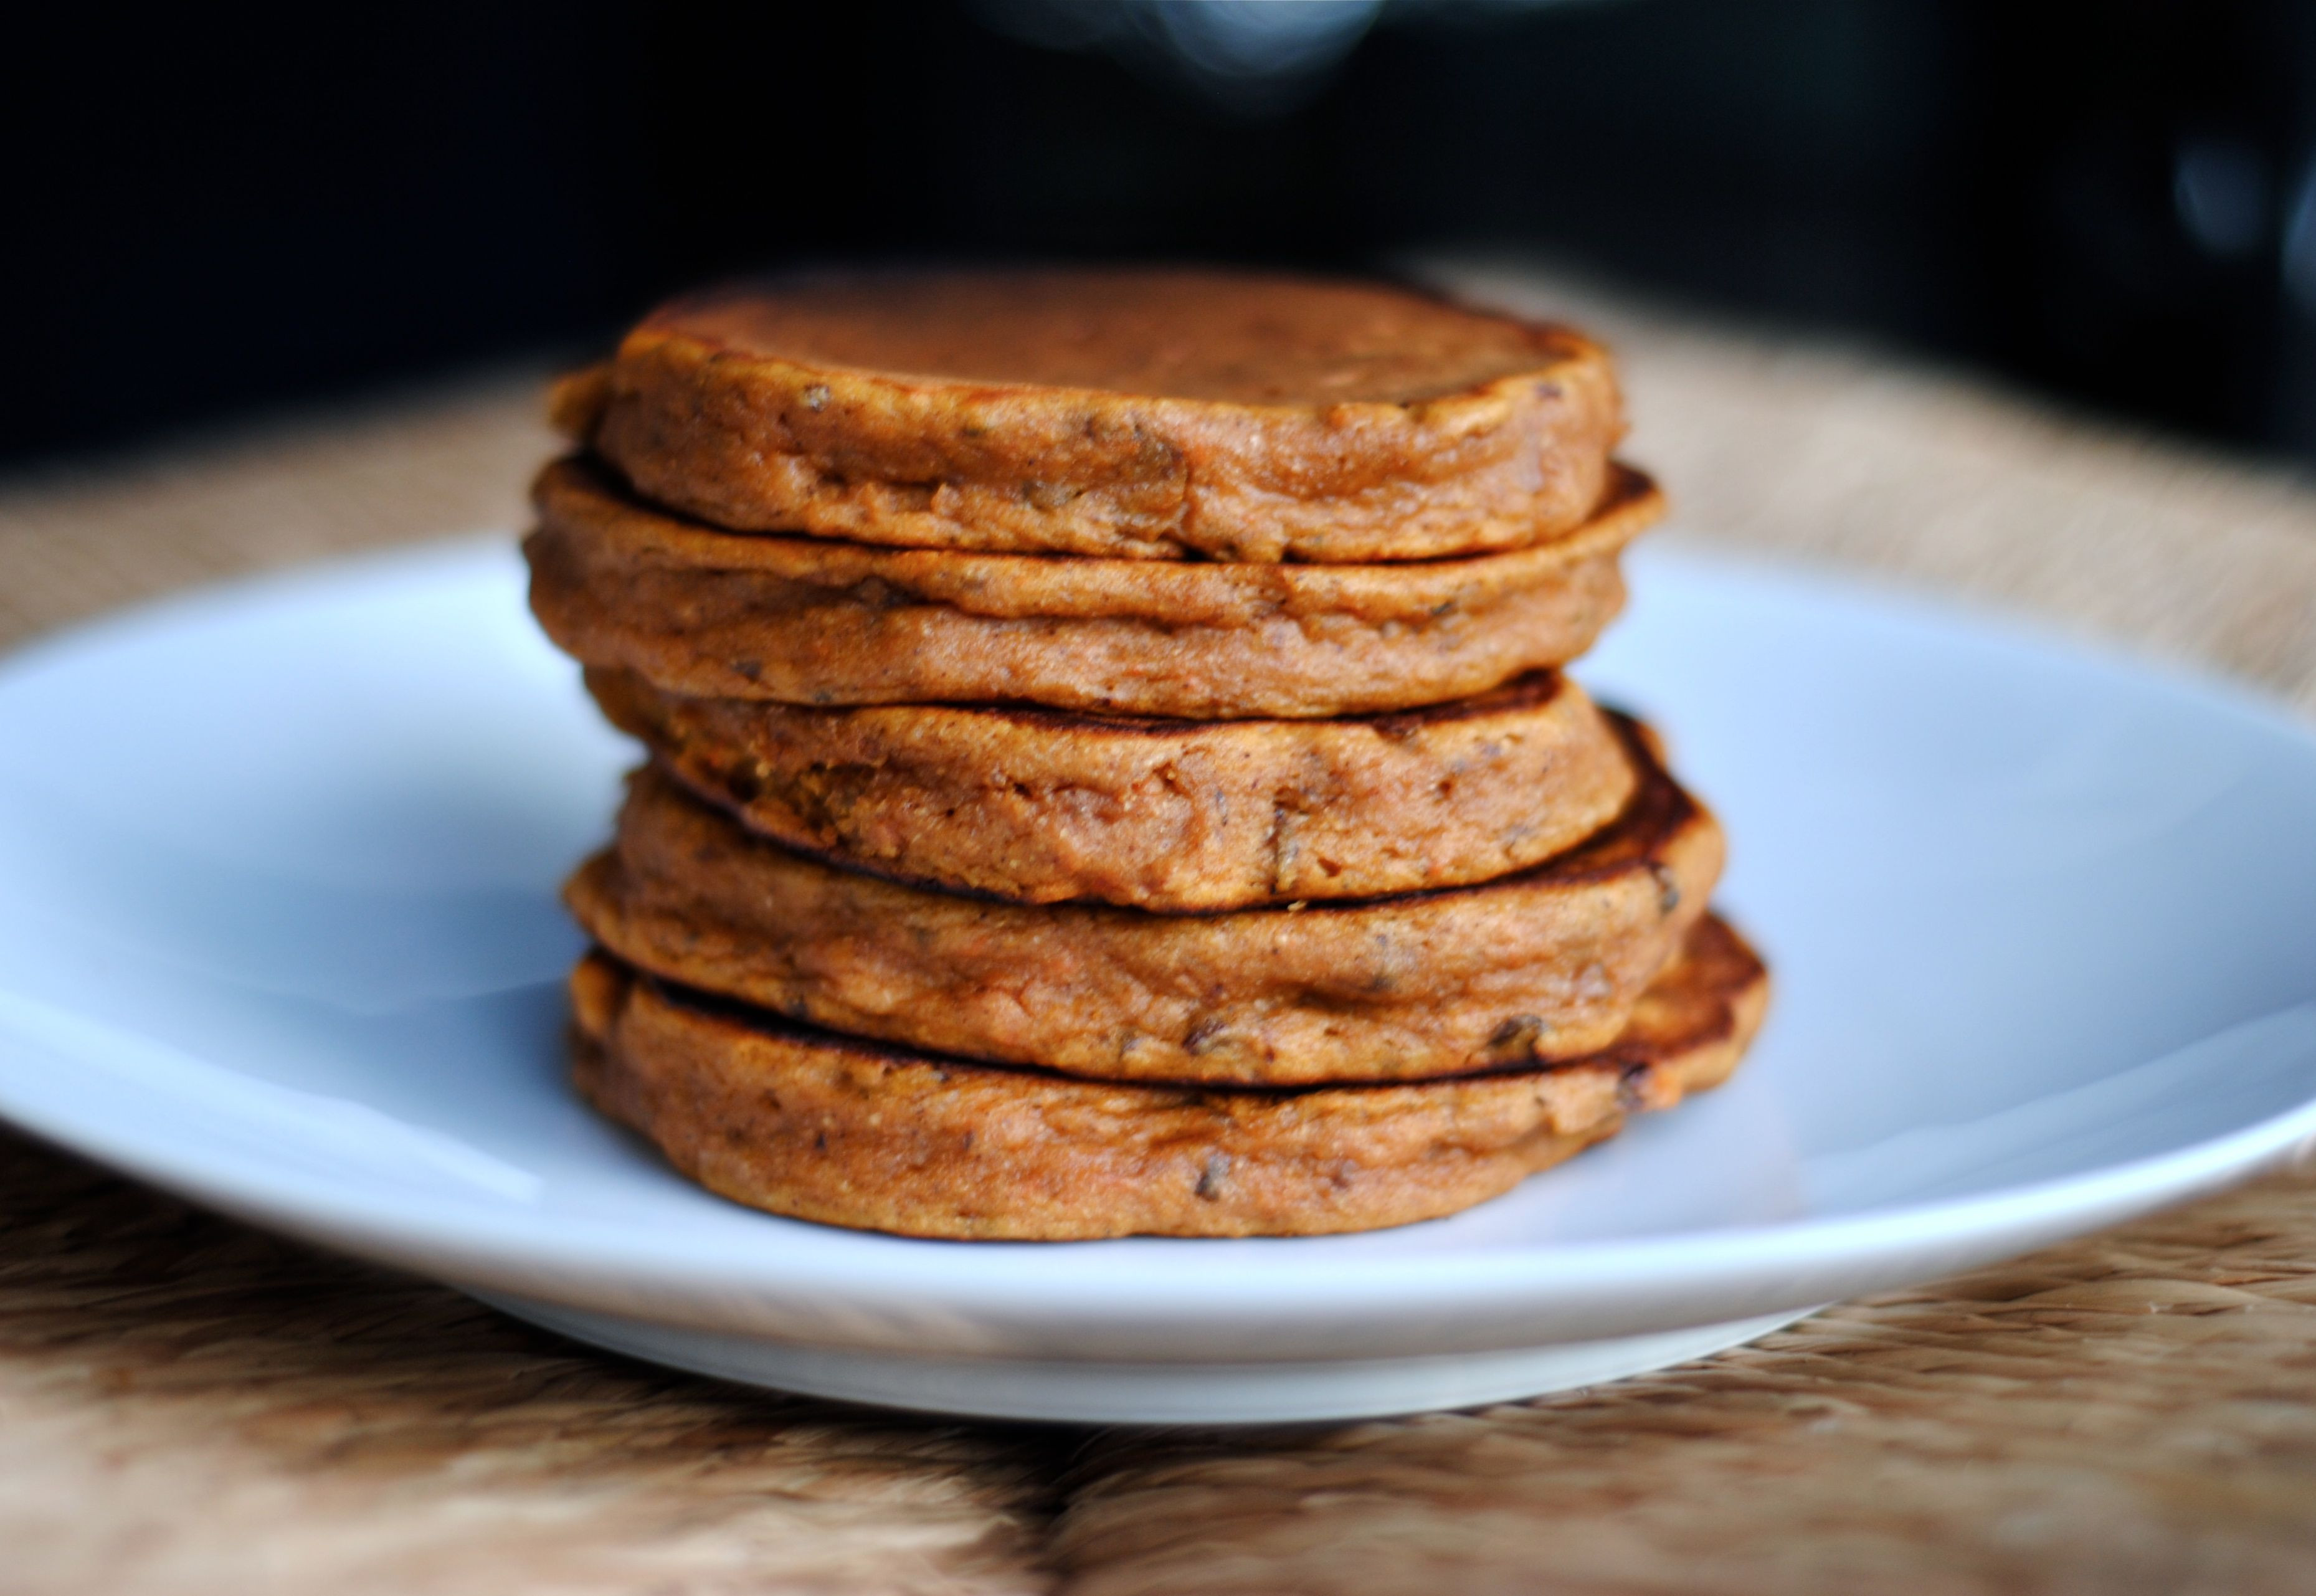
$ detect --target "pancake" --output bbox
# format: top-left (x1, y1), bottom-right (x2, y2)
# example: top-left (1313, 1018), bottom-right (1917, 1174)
top-left (568, 914), bottom-right (1766, 1240)
top-left (554, 267), bottom-right (1624, 563)
top-left (564, 717), bottom-right (1720, 1086)
top-left (587, 666), bottom-right (1636, 910)
top-left (524, 456), bottom-right (1657, 718)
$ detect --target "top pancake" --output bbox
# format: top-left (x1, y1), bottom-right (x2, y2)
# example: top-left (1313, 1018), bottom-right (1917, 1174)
top-left (558, 267), bottom-right (1625, 563)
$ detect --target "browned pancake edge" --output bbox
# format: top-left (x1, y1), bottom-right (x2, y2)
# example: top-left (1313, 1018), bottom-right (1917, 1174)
top-left (565, 715), bottom-right (1722, 1085)
top-left (523, 455), bottom-right (1658, 718)
top-left (569, 914), bottom-right (1768, 1240)
top-left (558, 267), bottom-right (1625, 563)
top-left (587, 666), bottom-right (1638, 910)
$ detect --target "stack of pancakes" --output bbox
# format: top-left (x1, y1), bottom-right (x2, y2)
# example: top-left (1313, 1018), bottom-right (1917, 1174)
top-left (525, 268), bottom-right (1768, 1240)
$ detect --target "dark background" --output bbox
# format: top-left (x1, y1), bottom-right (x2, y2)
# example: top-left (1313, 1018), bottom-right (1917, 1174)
top-left (9, 0), bottom-right (2313, 468)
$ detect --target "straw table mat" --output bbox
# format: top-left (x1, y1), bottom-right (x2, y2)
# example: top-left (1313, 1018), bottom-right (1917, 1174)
top-left (7, 267), bottom-right (2316, 1595)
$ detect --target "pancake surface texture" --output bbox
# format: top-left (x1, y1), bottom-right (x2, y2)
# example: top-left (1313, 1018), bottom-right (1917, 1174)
top-left (569, 915), bottom-right (1765, 1240)
top-left (589, 667), bottom-right (1636, 910)
top-left (561, 267), bottom-right (1625, 562)
top-left (534, 264), bottom-right (1765, 1243)
top-left (565, 719), bottom-right (1719, 1085)
top-left (524, 457), bottom-right (1657, 718)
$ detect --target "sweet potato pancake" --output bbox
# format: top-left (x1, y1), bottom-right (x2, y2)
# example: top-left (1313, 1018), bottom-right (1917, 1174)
top-left (587, 666), bottom-right (1635, 910)
top-left (524, 455), bottom-right (1658, 718)
top-left (569, 914), bottom-right (1765, 1240)
top-left (553, 267), bottom-right (1624, 563)
top-left (564, 717), bottom-right (1719, 1086)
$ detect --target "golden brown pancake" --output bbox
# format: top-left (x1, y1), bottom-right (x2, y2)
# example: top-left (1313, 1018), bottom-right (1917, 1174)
top-left (524, 455), bottom-right (1657, 718)
top-left (554, 267), bottom-right (1625, 563)
top-left (564, 717), bottom-right (1720, 1086)
top-left (569, 914), bottom-right (1766, 1240)
top-left (587, 665), bottom-right (1636, 910)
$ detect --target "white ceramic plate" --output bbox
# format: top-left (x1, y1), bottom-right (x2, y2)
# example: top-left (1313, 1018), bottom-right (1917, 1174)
top-left (4, 539), bottom-right (2316, 1425)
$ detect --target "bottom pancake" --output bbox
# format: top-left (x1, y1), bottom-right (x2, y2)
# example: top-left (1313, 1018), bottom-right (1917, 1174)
top-left (569, 915), bottom-right (1768, 1240)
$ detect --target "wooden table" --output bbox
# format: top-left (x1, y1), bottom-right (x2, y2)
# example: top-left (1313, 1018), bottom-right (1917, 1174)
top-left (7, 266), bottom-right (2316, 1594)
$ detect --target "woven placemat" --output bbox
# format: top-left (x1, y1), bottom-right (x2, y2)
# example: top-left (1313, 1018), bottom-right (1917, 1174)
top-left (6, 268), bottom-right (2316, 1594)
